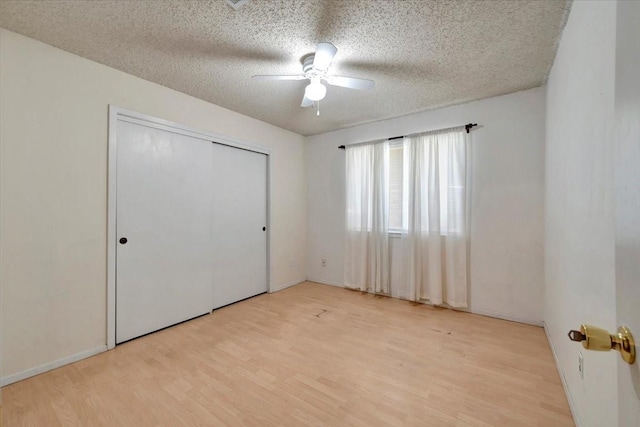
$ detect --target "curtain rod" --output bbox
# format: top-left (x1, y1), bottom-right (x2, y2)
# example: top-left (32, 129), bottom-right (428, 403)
top-left (338, 123), bottom-right (477, 150)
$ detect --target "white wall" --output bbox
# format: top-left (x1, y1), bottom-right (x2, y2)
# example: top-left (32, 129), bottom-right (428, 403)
top-left (544, 1), bottom-right (618, 426)
top-left (0, 29), bottom-right (307, 381)
top-left (306, 87), bottom-right (546, 325)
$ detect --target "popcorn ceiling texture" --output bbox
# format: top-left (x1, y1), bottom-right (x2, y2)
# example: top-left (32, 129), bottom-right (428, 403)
top-left (0, 0), bottom-right (570, 136)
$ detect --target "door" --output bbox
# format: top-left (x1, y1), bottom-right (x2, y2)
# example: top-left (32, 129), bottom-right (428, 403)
top-left (211, 143), bottom-right (268, 309)
top-left (116, 120), bottom-right (214, 343)
top-left (614, 1), bottom-right (640, 423)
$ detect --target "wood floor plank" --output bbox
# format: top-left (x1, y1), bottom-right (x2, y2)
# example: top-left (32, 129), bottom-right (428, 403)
top-left (2, 282), bottom-right (574, 426)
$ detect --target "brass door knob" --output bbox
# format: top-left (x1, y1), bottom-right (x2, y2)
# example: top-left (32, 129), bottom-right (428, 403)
top-left (568, 325), bottom-right (635, 364)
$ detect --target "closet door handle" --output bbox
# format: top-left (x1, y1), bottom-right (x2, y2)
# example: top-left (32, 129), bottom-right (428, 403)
top-left (262, 227), bottom-right (266, 231)
top-left (119, 237), bottom-right (128, 244)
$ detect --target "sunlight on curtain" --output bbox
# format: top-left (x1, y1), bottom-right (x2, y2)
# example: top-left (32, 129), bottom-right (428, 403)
top-left (402, 130), bottom-right (468, 307)
top-left (344, 141), bottom-right (390, 293)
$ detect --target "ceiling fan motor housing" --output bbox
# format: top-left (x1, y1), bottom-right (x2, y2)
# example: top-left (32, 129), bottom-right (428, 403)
top-left (252, 43), bottom-right (374, 109)
top-left (302, 55), bottom-right (323, 78)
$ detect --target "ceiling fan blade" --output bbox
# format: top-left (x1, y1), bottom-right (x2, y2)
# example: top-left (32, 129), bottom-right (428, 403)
top-left (252, 75), bottom-right (306, 81)
top-left (313, 42), bottom-right (337, 71)
top-left (301, 95), bottom-right (313, 108)
top-left (326, 75), bottom-right (375, 91)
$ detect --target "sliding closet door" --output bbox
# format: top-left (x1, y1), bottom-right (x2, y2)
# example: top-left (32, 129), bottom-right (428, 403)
top-left (211, 143), bottom-right (268, 309)
top-left (116, 120), bottom-right (214, 343)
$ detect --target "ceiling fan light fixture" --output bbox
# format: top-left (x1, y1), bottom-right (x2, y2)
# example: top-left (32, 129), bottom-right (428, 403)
top-left (305, 80), bottom-right (326, 101)
top-left (254, 42), bottom-right (374, 109)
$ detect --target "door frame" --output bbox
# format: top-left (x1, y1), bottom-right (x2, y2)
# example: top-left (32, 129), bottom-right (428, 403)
top-left (106, 105), bottom-right (272, 349)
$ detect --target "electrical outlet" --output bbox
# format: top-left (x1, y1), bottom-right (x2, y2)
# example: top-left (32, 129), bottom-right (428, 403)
top-left (578, 352), bottom-right (584, 379)
top-left (289, 258), bottom-right (293, 268)
top-left (321, 258), bottom-right (327, 267)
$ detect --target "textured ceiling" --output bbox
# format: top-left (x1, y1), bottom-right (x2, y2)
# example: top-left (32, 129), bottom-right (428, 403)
top-left (0, 0), bottom-right (570, 136)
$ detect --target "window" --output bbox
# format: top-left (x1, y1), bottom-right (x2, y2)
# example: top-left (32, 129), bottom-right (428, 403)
top-left (386, 135), bottom-right (464, 234)
top-left (346, 129), bottom-right (466, 236)
top-left (388, 141), bottom-right (404, 231)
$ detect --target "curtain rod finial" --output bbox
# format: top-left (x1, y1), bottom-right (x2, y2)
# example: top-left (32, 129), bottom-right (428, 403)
top-left (465, 123), bottom-right (478, 134)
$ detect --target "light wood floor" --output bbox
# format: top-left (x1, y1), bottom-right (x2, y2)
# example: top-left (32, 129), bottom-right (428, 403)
top-left (2, 282), bottom-right (573, 426)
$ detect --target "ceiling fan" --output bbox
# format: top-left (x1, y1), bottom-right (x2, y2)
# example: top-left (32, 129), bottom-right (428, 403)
top-left (252, 42), bottom-right (375, 112)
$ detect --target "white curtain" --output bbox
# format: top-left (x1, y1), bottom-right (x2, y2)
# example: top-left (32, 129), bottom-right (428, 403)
top-left (344, 141), bottom-right (390, 293)
top-left (402, 129), bottom-right (468, 307)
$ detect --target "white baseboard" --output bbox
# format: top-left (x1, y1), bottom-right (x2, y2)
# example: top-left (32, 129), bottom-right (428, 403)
top-left (270, 277), bottom-right (306, 293)
top-left (1, 345), bottom-right (107, 386)
top-left (308, 280), bottom-right (542, 327)
top-left (543, 322), bottom-right (580, 426)
top-left (466, 308), bottom-right (543, 327)
top-left (306, 278), bottom-right (344, 287)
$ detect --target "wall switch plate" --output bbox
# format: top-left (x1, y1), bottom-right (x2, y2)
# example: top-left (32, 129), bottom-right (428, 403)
top-left (289, 259), bottom-right (293, 268)
top-left (321, 259), bottom-right (327, 267)
top-left (578, 352), bottom-right (584, 379)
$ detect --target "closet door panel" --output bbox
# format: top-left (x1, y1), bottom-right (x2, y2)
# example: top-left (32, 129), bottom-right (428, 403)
top-left (116, 120), bottom-right (214, 343)
top-left (211, 143), bottom-right (268, 309)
